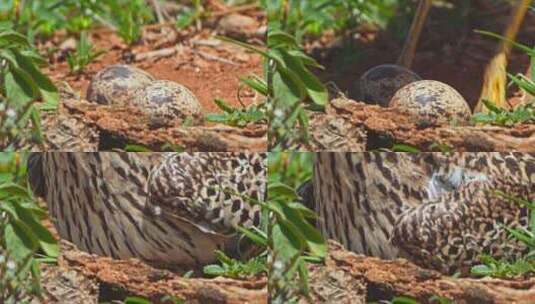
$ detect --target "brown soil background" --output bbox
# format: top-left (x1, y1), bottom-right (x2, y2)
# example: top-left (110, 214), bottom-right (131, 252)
top-left (42, 13), bottom-right (265, 113)
top-left (309, 1), bottom-right (535, 109)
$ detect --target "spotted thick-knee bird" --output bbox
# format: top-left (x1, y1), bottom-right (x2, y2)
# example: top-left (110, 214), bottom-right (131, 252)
top-left (28, 152), bottom-right (266, 267)
top-left (312, 153), bottom-right (535, 274)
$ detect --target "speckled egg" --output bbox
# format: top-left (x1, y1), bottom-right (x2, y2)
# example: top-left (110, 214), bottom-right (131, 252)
top-left (132, 80), bottom-right (203, 127)
top-left (359, 64), bottom-right (422, 107)
top-left (389, 80), bottom-right (472, 126)
top-left (86, 65), bottom-right (155, 105)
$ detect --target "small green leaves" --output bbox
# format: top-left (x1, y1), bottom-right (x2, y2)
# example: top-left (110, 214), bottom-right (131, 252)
top-left (109, 0), bottom-right (153, 45)
top-left (203, 250), bottom-right (267, 279)
top-left (0, 25), bottom-right (59, 148)
top-left (391, 144), bottom-right (421, 153)
top-left (472, 100), bottom-right (535, 126)
top-left (390, 296), bottom-right (421, 304)
top-left (206, 99), bottom-right (266, 128)
top-left (123, 297), bottom-right (152, 304)
top-left (268, 30), bottom-right (327, 108)
top-left (175, 0), bottom-right (203, 29)
top-left (268, 153), bottom-right (325, 303)
top-left (471, 255), bottom-right (534, 279)
top-left (266, 30), bottom-right (327, 148)
top-left (66, 31), bottom-right (104, 75)
top-left (0, 153), bottom-right (58, 302)
top-left (473, 31), bottom-right (535, 126)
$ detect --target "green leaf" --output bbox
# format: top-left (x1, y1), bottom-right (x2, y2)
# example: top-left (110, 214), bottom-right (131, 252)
top-left (8, 199), bottom-right (59, 258)
top-left (0, 182), bottom-right (31, 199)
top-left (429, 295), bottom-right (453, 304)
top-left (214, 250), bottom-right (233, 265)
top-left (268, 182), bottom-right (298, 200)
top-left (12, 49), bottom-right (58, 109)
top-left (205, 113), bottom-right (228, 122)
top-left (176, 9), bottom-right (196, 29)
top-left (471, 264), bottom-right (494, 276)
top-left (280, 202), bottom-right (326, 257)
top-left (392, 144), bottom-right (421, 153)
top-left (0, 30), bottom-right (30, 47)
top-left (203, 264), bottom-right (226, 277)
top-left (281, 50), bottom-right (327, 106)
top-left (286, 202), bottom-right (317, 219)
top-left (268, 30), bottom-right (299, 49)
top-left (481, 99), bottom-right (502, 113)
top-left (29, 105), bottom-right (44, 143)
top-left (213, 99), bottom-right (236, 113)
top-left (391, 296), bottom-right (420, 304)
top-left (124, 296), bottom-right (152, 304)
top-left (5, 220), bottom-right (38, 261)
top-left (5, 67), bottom-right (38, 106)
top-left (124, 144), bottom-right (153, 152)
top-left (240, 75), bottom-right (268, 96)
top-left (236, 226), bottom-right (268, 247)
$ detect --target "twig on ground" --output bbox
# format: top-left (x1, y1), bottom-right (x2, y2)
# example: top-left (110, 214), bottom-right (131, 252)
top-left (195, 50), bottom-right (238, 65)
top-left (134, 45), bottom-right (184, 62)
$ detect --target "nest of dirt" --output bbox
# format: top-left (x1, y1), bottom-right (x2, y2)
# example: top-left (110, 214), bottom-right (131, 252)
top-left (303, 97), bottom-right (535, 152)
top-left (299, 241), bottom-right (535, 304)
top-left (299, 2), bottom-right (535, 152)
top-left (38, 241), bottom-right (267, 304)
top-left (30, 5), bottom-right (266, 151)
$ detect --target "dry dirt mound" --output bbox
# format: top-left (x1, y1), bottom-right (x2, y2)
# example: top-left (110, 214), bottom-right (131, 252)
top-left (301, 241), bottom-right (535, 304)
top-left (303, 98), bottom-right (535, 151)
top-left (33, 7), bottom-right (267, 151)
top-left (39, 241), bottom-right (267, 304)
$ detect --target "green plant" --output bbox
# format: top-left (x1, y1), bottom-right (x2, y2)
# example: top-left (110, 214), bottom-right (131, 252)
top-left (390, 143), bottom-right (421, 153)
top-left (472, 99), bottom-right (535, 126)
top-left (267, 153), bottom-right (326, 304)
top-left (473, 30), bottom-right (535, 126)
top-left (108, 0), bottom-right (153, 45)
top-left (206, 98), bottom-right (266, 127)
top-left (123, 295), bottom-right (185, 304)
top-left (66, 31), bottom-right (104, 74)
top-left (214, 32), bottom-right (326, 148)
top-left (0, 153), bottom-right (59, 304)
top-left (471, 255), bottom-right (534, 279)
top-left (1, 0), bottom-right (100, 40)
top-left (0, 26), bottom-right (59, 149)
top-left (123, 143), bottom-right (185, 152)
top-left (197, 37), bottom-right (269, 129)
top-left (268, 0), bottom-right (411, 44)
top-left (471, 191), bottom-right (535, 278)
top-left (176, 0), bottom-right (204, 29)
top-left (266, 31), bottom-right (328, 149)
top-left (203, 250), bottom-right (267, 279)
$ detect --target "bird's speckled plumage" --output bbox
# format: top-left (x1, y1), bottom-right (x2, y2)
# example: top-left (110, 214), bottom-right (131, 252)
top-left (313, 153), bottom-right (535, 274)
top-left (28, 152), bottom-right (266, 267)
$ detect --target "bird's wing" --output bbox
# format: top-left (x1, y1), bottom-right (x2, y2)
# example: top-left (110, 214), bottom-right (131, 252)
top-left (391, 178), bottom-right (531, 274)
top-left (146, 152), bottom-right (266, 236)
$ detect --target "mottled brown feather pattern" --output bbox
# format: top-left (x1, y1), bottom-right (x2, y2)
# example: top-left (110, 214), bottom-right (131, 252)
top-left (314, 153), bottom-right (535, 273)
top-left (29, 152), bottom-right (266, 267)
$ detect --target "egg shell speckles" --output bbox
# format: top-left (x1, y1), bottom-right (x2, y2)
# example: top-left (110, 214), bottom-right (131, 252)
top-left (87, 65), bottom-right (155, 105)
top-left (359, 64), bottom-right (422, 107)
top-left (132, 80), bottom-right (203, 126)
top-left (389, 80), bottom-right (472, 126)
